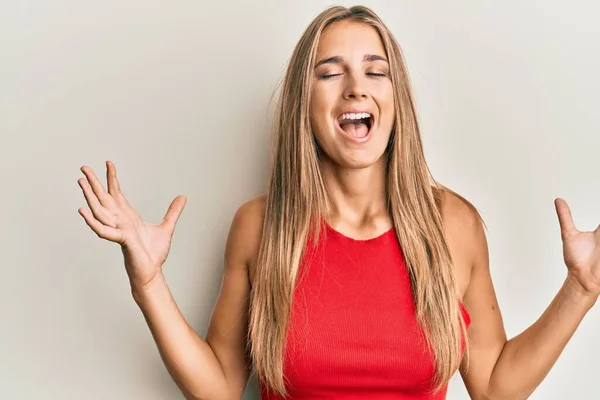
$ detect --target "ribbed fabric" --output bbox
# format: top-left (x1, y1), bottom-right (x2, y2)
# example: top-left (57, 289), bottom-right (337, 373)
top-left (259, 221), bottom-right (470, 400)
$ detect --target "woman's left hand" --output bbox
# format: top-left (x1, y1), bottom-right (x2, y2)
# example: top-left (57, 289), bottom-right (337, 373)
top-left (555, 198), bottom-right (600, 299)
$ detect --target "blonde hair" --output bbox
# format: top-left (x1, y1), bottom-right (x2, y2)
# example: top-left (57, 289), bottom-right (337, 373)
top-left (249, 5), bottom-right (479, 396)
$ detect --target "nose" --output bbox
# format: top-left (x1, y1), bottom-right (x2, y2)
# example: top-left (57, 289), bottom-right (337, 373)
top-left (342, 73), bottom-right (368, 100)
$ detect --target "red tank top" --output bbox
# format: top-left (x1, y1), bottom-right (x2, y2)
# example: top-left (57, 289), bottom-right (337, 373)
top-left (260, 221), bottom-right (470, 400)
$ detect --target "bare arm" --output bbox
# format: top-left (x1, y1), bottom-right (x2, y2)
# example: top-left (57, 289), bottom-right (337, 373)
top-left (441, 191), bottom-right (507, 400)
top-left (452, 195), bottom-right (597, 400)
top-left (78, 163), bottom-right (264, 400)
top-left (133, 274), bottom-right (231, 400)
top-left (133, 198), bottom-right (263, 400)
top-left (484, 276), bottom-right (595, 399)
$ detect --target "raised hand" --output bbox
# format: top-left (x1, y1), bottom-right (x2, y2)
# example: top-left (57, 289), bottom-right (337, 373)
top-left (555, 198), bottom-right (600, 298)
top-left (77, 161), bottom-right (187, 291)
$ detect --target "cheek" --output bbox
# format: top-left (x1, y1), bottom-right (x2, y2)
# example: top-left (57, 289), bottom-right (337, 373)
top-left (310, 88), bottom-right (335, 130)
top-left (311, 86), bottom-right (333, 112)
top-left (379, 87), bottom-right (395, 124)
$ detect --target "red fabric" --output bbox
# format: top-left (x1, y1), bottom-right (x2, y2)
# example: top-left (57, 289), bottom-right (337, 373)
top-left (260, 222), bottom-right (470, 400)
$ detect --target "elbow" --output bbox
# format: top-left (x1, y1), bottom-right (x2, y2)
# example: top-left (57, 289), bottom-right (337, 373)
top-left (483, 376), bottom-right (525, 400)
top-left (182, 390), bottom-right (206, 400)
top-left (182, 387), bottom-right (237, 400)
top-left (183, 393), bottom-right (233, 400)
top-left (183, 394), bottom-right (231, 400)
top-left (485, 394), bottom-right (527, 400)
top-left (484, 385), bottom-right (531, 400)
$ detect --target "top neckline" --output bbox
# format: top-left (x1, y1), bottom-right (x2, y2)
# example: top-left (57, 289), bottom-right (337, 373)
top-left (322, 219), bottom-right (395, 243)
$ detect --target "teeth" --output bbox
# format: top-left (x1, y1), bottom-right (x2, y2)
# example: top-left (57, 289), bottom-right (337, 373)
top-left (339, 112), bottom-right (372, 120)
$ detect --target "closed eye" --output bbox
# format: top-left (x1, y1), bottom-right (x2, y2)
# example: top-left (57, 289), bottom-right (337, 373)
top-left (320, 73), bottom-right (342, 80)
top-left (319, 72), bottom-right (386, 80)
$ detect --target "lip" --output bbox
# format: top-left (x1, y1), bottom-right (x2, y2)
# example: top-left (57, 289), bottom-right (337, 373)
top-left (335, 109), bottom-right (375, 144)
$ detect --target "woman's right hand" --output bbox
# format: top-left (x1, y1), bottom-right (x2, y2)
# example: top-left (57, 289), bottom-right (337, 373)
top-left (77, 161), bottom-right (187, 292)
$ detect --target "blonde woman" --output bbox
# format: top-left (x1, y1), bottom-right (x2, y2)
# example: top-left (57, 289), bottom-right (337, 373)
top-left (77, 5), bottom-right (599, 400)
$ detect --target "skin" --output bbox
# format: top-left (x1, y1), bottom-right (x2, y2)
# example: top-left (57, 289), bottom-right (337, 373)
top-left (77, 19), bottom-right (600, 400)
top-left (310, 20), bottom-right (395, 236)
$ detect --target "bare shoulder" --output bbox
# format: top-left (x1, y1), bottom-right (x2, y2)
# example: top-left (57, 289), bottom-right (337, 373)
top-left (436, 187), bottom-right (488, 296)
top-left (437, 187), bottom-right (482, 233)
top-left (226, 195), bottom-right (266, 280)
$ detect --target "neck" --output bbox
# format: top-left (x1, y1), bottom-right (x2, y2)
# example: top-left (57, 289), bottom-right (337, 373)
top-left (320, 155), bottom-right (389, 227)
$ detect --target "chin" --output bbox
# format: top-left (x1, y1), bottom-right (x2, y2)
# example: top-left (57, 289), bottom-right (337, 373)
top-left (314, 125), bottom-right (389, 169)
top-left (329, 149), bottom-right (387, 170)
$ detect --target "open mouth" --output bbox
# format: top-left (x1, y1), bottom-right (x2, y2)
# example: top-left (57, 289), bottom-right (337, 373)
top-left (336, 112), bottom-right (373, 142)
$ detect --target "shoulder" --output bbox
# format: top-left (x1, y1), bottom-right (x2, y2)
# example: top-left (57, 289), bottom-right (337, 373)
top-left (436, 186), bottom-right (483, 234)
top-left (226, 195), bottom-right (266, 278)
top-left (231, 195), bottom-right (266, 232)
top-left (435, 186), bottom-right (488, 294)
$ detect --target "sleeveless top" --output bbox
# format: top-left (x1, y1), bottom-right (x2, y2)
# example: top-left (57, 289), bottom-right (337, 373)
top-left (259, 221), bottom-right (471, 400)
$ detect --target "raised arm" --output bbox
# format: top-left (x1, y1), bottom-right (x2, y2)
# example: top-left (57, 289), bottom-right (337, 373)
top-left (78, 161), bottom-right (264, 400)
top-left (452, 196), bottom-right (598, 400)
top-left (133, 199), bottom-right (261, 400)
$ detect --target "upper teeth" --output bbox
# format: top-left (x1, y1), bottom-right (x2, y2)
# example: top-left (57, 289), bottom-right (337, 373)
top-left (339, 112), bottom-right (371, 120)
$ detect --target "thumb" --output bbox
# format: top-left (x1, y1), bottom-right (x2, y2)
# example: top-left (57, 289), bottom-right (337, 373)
top-left (160, 195), bottom-right (187, 232)
top-left (554, 197), bottom-right (578, 241)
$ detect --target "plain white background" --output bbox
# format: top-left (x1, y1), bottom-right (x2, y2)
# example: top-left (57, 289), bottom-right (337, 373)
top-left (1, 1), bottom-right (599, 399)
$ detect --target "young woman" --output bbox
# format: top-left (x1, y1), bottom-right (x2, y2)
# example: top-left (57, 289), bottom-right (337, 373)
top-left (77, 5), bottom-right (599, 400)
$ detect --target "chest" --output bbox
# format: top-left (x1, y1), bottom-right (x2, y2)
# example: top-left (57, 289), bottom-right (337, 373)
top-left (279, 232), bottom-right (443, 398)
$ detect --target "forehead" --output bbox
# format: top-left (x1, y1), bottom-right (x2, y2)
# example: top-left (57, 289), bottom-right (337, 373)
top-left (316, 20), bottom-right (386, 59)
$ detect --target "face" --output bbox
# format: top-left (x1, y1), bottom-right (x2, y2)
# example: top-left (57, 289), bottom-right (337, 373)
top-left (310, 20), bottom-right (395, 169)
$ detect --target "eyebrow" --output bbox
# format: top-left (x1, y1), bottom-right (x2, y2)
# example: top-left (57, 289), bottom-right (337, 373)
top-left (314, 54), bottom-right (388, 68)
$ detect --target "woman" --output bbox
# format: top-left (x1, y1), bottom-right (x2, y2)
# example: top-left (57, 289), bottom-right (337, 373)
top-left (77, 5), bottom-right (599, 400)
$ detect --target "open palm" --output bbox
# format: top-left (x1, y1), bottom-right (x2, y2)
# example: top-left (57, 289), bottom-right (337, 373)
top-left (555, 198), bottom-right (600, 297)
top-left (77, 161), bottom-right (186, 290)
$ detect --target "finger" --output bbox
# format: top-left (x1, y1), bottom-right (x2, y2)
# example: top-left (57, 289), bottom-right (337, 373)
top-left (106, 161), bottom-right (133, 210)
top-left (105, 160), bottom-right (123, 198)
top-left (78, 178), bottom-right (117, 228)
top-left (555, 198), bottom-right (578, 240)
top-left (78, 207), bottom-right (122, 242)
top-left (80, 165), bottom-right (113, 207)
top-left (159, 195), bottom-right (187, 232)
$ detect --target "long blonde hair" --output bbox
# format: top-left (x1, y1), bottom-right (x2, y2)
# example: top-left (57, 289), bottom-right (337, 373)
top-left (249, 5), bottom-right (479, 396)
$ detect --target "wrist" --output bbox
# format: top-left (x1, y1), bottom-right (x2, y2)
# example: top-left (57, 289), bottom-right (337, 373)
top-left (563, 273), bottom-right (598, 309)
top-left (131, 272), bottom-right (167, 305)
